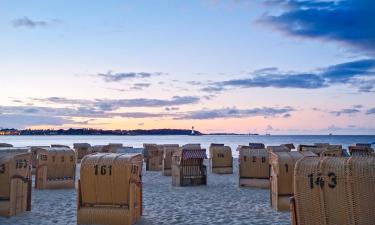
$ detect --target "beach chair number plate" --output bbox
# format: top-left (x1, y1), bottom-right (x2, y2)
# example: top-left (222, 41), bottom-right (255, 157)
top-left (249, 156), bottom-right (266, 163)
top-left (40, 155), bottom-right (48, 161)
top-left (308, 172), bottom-right (337, 189)
top-left (94, 165), bottom-right (112, 176)
top-left (16, 159), bottom-right (28, 169)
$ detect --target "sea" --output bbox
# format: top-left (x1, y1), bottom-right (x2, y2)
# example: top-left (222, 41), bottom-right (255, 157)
top-left (1, 135), bottom-right (374, 157)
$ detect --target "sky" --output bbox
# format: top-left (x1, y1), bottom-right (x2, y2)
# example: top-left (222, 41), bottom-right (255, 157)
top-left (0, 0), bottom-right (374, 134)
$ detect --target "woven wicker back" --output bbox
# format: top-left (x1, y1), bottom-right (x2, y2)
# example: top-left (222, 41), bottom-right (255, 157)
top-left (293, 156), bottom-right (375, 225)
top-left (80, 153), bottom-right (143, 206)
top-left (36, 147), bottom-right (76, 180)
top-left (238, 146), bottom-right (268, 178)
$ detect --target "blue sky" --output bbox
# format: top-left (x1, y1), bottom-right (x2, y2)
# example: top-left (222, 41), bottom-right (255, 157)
top-left (0, 0), bottom-right (374, 134)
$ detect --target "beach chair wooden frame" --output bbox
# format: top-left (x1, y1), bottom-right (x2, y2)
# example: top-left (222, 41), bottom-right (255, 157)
top-left (0, 149), bottom-right (32, 217)
top-left (77, 153), bottom-right (143, 225)
top-left (172, 148), bottom-right (207, 186)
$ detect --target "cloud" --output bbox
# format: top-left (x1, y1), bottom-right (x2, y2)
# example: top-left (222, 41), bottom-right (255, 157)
top-left (11, 17), bottom-right (49, 28)
top-left (283, 113), bottom-right (291, 118)
top-left (199, 58), bottom-right (375, 93)
top-left (33, 96), bottom-right (200, 111)
top-left (259, 0), bottom-right (375, 54)
top-left (331, 108), bottom-right (361, 116)
top-left (97, 71), bottom-right (165, 82)
top-left (0, 95), bottom-right (201, 127)
top-left (165, 107), bottom-right (179, 111)
top-left (366, 108), bottom-right (375, 115)
top-left (0, 114), bottom-right (73, 129)
top-left (322, 59), bottom-right (375, 82)
top-left (176, 106), bottom-right (294, 120)
top-left (218, 73), bottom-right (326, 89)
top-left (324, 124), bottom-right (375, 134)
top-left (131, 83), bottom-right (151, 90)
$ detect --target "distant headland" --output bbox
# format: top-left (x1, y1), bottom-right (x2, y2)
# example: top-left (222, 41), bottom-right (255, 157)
top-left (0, 128), bottom-right (204, 136)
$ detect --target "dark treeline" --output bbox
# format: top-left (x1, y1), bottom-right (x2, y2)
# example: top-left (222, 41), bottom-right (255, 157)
top-left (0, 128), bottom-right (203, 136)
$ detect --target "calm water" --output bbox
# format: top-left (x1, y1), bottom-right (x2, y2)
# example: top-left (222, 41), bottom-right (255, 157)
top-left (1, 135), bottom-right (374, 157)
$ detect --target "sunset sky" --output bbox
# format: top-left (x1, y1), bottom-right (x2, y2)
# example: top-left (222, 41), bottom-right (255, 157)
top-left (0, 0), bottom-right (374, 134)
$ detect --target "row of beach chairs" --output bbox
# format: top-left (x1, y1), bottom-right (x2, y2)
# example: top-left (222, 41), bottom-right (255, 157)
top-left (0, 143), bottom-right (143, 225)
top-left (1, 142), bottom-right (374, 225)
top-left (143, 142), bottom-right (375, 225)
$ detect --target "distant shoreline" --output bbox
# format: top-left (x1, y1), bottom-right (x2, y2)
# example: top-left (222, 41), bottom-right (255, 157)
top-left (1, 128), bottom-right (375, 136)
top-left (0, 128), bottom-right (203, 136)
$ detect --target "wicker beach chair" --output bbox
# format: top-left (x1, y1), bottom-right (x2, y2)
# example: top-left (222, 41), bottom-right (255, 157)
top-left (77, 153), bottom-right (143, 225)
top-left (291, 156), bottom-right (375, 225)
top-left (0, 148), bottom-right (32, 217)
top-left (73, 143), bottom-right (92, 163)
top-left (209, 144), bottom-right (233, 174)
top-left (161, 144), bottom-right (179, 176)
top-left (143, 144), bottom-right (163, 171)
top-left (269, 151), bottom-right (316, 211)
top-left (172, 147), bottom-right (207, 186)
top-left (238, 144), bottom-right (269, 188)
top-left (34, 147), bottom-right (76, 189)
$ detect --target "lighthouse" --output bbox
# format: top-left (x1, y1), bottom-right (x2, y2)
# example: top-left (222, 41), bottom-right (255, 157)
top-left (191, 126), bottom-right (195, 135)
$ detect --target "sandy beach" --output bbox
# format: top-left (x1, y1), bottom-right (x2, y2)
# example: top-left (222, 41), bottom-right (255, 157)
top-left (0, 159), bottom-right (290, 225)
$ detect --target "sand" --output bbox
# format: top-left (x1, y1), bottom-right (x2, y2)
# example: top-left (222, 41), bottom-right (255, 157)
top-left (0, 160), bottom-right (290, 225)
